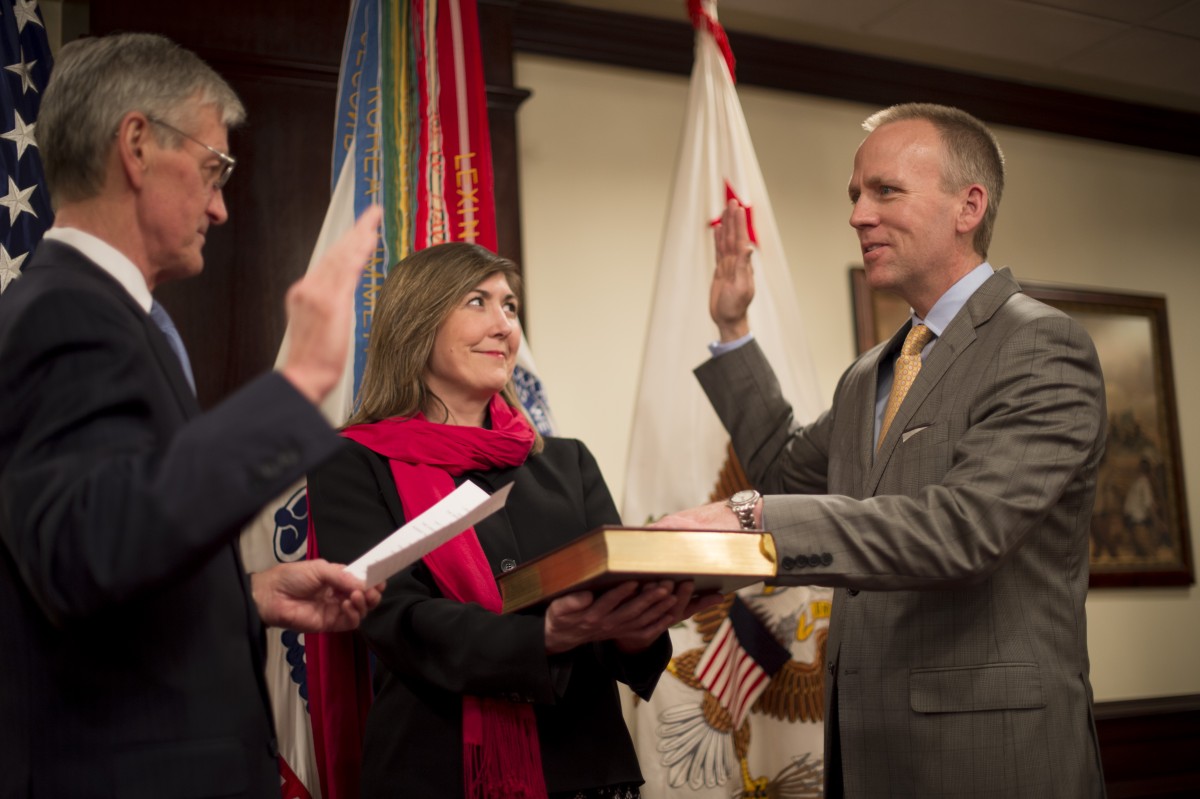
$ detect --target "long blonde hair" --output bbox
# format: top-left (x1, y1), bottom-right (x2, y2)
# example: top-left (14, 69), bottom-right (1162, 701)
top-left (345, 242), bottom-right (543, 452)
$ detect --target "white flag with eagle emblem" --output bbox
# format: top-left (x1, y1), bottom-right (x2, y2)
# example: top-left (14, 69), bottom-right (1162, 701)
top-left (622, 1), bottom-right (833, 796)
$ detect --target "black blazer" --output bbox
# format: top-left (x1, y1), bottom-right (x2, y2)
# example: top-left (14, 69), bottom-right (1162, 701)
top-left (307, 435), bottom-right (671, 797)
top-left (0, 241), bottom-right (339, 798)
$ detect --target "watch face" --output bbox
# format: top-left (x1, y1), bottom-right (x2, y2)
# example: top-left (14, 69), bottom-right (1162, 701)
top-left (730, 489), bottom-right (757, 505)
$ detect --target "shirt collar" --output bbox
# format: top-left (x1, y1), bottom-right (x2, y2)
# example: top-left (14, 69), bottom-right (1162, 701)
top-left (912, 261), bottom-right (994, 335)
top-left (42, 227), bottom-right (153, 313)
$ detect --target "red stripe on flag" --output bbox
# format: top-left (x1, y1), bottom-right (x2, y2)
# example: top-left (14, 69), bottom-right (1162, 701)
top-left (696, 612), bottom-right (778, 728)
top-left (695, 623), bottom-right (731, 682)
top-left (436, 0), bottom-right (496, 249)
top-left (731, 666), bottom-right (769, 726)
top-left (279, 756), bottom-right (315, 799)
top-left (733, 651), bottom-right (760, 693)
top-left (697, 629), bottom-right (734, 696)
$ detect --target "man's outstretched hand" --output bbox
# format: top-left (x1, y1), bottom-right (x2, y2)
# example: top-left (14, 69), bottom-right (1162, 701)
top-left (251, 559), bottom-right (384, 633)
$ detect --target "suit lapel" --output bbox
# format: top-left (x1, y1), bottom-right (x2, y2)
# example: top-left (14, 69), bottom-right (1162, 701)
top-left (861, 325), bottom-right (910, 491)
top-left (868, 269), bottom-right (1023, 490)
top-left (34, 243), bottom-right (200, 416)
top-left (460, 468), bottom-right (525, 568)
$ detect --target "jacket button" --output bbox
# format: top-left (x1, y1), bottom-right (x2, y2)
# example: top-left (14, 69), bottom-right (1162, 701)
top-left (827, 660), bottom-right (835, 676)
top-left (500, 558), bottom-right (517, 572)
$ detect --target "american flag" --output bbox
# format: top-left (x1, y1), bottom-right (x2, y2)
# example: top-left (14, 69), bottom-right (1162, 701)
top-left (695, 595), bottom-right (792, 729)
top-left (0, 0), bottom-right (53, 294)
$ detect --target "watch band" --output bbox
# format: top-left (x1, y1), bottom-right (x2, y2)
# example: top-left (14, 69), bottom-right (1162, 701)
top-left (726, 489), bottom-right (760, 531)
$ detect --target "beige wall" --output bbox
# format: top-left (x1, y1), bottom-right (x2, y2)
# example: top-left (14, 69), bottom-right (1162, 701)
top-left (516, 53), bottom-right (1200, 703)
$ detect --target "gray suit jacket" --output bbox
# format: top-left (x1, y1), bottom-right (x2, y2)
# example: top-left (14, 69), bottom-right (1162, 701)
top-left (696, 269), bottom-right (1107, 798)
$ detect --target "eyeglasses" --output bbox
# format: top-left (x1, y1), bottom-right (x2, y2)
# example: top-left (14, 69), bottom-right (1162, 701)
top-left (147, 117), bottom-right (237, 190)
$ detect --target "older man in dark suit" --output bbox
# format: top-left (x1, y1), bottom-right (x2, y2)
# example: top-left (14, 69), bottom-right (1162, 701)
top-left (660, 104), bottom-right (1107, 798)
top-left (0, 33), bottom-right (382, 798)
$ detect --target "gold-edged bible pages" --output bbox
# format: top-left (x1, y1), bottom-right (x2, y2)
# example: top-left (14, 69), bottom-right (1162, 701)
top-left (498, 526), bottom-right (777, 613)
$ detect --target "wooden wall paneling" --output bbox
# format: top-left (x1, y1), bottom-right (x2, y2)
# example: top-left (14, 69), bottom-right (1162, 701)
top-left (88, 0), bottom-right (530, 400)
top-left (88, 0), bottom-right (349, 407)
top-left (1095, 694), bottom-right (1200, 798)
top-left (164, 72), bottom-right (339, 406)
top-left (479, 0), bottom-right (533, 329)
top-left (88, 0), bottom-right (350, 68)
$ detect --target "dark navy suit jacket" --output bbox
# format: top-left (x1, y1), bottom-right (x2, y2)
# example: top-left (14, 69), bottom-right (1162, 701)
top-left (0, 240), bottom-right (339, 798)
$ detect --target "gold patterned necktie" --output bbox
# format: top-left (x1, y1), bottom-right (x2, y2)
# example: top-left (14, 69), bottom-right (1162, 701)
top-left (878, 324), bottom-right (935, 448)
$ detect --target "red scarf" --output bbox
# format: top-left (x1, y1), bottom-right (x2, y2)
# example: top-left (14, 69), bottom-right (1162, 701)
top-left (309, 395), bottom-right (547, 799)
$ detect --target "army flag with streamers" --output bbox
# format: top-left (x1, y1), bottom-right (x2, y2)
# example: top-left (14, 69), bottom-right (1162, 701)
top-left (239, 1), bottom-right (555, 797)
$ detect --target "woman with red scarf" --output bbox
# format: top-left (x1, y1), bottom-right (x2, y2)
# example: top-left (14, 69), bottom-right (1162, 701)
top-left (307, 243), bottom-right (710, 799)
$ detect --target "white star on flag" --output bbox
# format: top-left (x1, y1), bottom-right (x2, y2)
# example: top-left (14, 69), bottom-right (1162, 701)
top-left (4, 49), bottom-right (39, 94)
top-left (13, 0), bottom-right (45, 33)
top-left (1, 0), bottom-right (54, 296)
top-left (1, 176), bottom-right (38, 224)
top-left (2, 110), bottom-right (37, 160)
top-left (0, 243), bottom-right (27, 292)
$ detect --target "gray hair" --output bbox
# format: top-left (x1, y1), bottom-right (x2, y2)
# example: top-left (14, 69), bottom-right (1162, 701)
top-left (863, 103), bottom-right (1005, 259)
top-left (39, 33), bottom-right (245, 204)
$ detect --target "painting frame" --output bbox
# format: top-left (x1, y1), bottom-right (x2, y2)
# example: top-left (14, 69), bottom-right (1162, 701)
top-left (849, 267), bottom-right (1194, 589)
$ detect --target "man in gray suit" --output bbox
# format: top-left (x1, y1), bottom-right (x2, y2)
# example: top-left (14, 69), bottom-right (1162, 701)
top-left (658, 104), bottom-right (1107, 798)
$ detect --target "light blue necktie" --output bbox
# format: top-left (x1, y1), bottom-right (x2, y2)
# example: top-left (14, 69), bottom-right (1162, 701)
top-left (149, 300), bottom-right (196, 394)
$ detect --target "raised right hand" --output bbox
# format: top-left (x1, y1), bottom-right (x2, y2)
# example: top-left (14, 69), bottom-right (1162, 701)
top-left (709, 198), bottom-right (755, 342)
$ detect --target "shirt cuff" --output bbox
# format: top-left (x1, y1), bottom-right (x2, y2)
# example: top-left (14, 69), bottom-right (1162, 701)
top-left (707, 331), bottom-right (755, 358)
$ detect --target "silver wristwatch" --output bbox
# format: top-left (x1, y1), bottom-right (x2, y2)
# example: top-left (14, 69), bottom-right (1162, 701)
top-left (726, 489), bottom-right (761, 531)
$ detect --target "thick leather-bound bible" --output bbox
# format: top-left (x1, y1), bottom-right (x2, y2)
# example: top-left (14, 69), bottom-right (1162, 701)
top-left (497, 526), bottom-right (777, 613)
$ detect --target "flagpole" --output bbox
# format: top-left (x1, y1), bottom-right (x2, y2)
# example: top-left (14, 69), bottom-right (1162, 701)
top-left (623, 2), bottom-right (833, 795)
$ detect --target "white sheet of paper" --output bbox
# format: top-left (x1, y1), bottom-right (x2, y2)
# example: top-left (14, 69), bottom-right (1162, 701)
top-left (345, 481), bottom-right (512, 585)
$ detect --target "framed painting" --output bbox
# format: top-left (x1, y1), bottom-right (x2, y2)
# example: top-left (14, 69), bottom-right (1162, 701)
top-left (849, 267), bottom-right (1194, 588)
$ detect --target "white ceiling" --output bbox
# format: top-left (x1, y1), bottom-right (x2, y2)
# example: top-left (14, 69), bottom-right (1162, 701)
top-left (561, 0), bottom-right (1200, 114)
